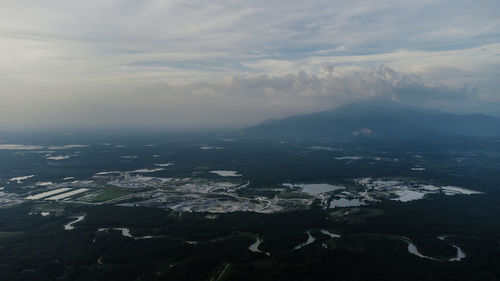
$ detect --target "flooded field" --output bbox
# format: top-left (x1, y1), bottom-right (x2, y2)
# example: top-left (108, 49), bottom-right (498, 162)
top-left (0, 173), bottom-right (484, 214)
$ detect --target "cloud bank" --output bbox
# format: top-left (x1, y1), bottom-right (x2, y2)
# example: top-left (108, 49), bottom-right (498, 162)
top-left (0, 0), bottom-right (499, 128)
top-left (0, 66), bottom-right (486, 129)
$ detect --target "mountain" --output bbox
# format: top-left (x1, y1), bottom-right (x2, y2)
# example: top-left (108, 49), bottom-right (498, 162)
top-left (245, 99), bottom-right (500, 140)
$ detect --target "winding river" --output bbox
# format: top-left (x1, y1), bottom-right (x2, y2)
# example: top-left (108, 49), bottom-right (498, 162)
top-left (398, 235), bottom-right (466, 262)
top-left (438, 236), bottom-right (466, 261)
top-left (64, 215), bottom-right (86, 230)
top-left (320, 229), bottom-right (341, 238)
top-left (97, 227), bottom-right (165, 240)
top-left (248, 237), bottom-right (270, 256)
top-left (397, 236), bottom-right (440, 261)
top-left (294, 231), bottom-right (316, 250)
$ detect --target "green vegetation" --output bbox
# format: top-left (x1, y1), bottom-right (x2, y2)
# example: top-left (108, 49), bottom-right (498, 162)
top-left (0, 231), bottom-right (23, 238)
top-left (1, 133), bottom-right (500, 280)
top-left (0, 194), bottom-right (499, 281)
top-left (91, 187), bottom-right (135, 203)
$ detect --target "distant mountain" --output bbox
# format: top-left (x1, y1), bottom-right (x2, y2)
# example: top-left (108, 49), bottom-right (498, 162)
top-left (245, 99), bottom-right (500, 140)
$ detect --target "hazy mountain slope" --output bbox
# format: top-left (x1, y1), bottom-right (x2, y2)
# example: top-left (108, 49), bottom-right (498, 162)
top-left (245, 100), bottom-right (500, 140)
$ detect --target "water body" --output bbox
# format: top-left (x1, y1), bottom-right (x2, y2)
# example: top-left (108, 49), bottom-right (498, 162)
top-left (0, 144), bottom-right (43, 150)
top-left (48, 144), bottom-right (88, 150)
top-left (283, 183), bottom-right (345, 195)
top-left (308, 146), bottom-right (335, 151)
top-left (36, 181), bottom-right (54, 186)
top-left (294, 231), bottom-right (316, 250)
top-left (329, 198), bottom-right (365, 208)
top-left (399, 237), bottom-right (439, 261)
top-left (449, 245), bottom-right (466, 261)
top-left (441, 186), bottom-right (482, 195)
top-left (391, 190), bottom-right (427, 202)
top-left (46, 155), bottom-right (71, 160)
top-left (438, 236), bottom-right (466, 261)
top-left (64, 215), bottom-right (86, 230)
top-left (210, 170), bottom-right (241, 177)
top-left (320, 229), bottom-right (341, 238)
top-left (248, 237), bottom-right (270, 256)
top-left (98, 227), bottom-right (132, 238)
top-left (334, 156), bottom-right (362, 160)
top-left (411, 167), bottom-right (426, 171)
top-left (407, 242), bottom-right (427, 259)
top-left (200, 146), bottom-right (224, 150)
top-left (130, 168), bottom-right (164, 173)
top-left (155, 163), bottom-right (173, 167)
top-left (9, 175), bottom-right (35, 183)
top-left (97, 227), bottom-right (164, 240)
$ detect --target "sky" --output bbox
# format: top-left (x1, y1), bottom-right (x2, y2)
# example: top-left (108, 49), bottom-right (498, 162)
top-left (1, 0), bottom-right (499, 129)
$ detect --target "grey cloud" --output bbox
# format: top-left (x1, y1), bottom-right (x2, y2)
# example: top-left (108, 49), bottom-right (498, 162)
top-left (0, 1), bottom-right (499, 129)
top-left (0, 63), bottom-right (489, 130)
top-left (38, 66), bottom-right (485, 128)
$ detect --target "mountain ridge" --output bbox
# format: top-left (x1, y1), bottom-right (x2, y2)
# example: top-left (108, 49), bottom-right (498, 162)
top-left (245, 99), bottom-right (500, 140)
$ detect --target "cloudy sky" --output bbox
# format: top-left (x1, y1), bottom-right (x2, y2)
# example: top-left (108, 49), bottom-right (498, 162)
top-left (1, 0), bottom-right (499, 129)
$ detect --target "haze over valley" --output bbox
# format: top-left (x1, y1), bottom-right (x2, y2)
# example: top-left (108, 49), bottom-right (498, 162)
top-left (1, 1), bottom-right (500, 280)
